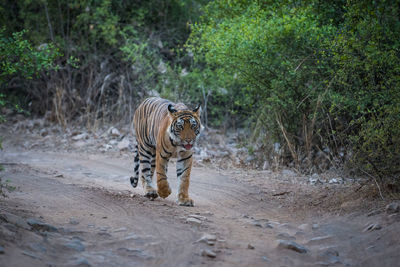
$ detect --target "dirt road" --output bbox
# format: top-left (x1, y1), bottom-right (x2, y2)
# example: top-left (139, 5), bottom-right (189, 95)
top-left (1, 129), bottom-right (400, 266)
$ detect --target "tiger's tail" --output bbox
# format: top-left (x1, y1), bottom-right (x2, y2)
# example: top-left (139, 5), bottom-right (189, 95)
top-left (130, 142), bottom-right (139, 188)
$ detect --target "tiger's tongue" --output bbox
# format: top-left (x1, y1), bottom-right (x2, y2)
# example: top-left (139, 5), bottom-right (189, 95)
top-left (184, 144), bottom-right (193, 150)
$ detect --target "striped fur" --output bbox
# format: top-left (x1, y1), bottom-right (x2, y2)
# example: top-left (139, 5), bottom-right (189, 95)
top-left (130, 97), bottom-right (201, 206)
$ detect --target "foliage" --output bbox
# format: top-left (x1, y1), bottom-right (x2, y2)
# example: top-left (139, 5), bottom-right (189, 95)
top-left (188, 1), bottom-right (336, 165)
top-left (0, 29), bottom-right (60, 83)
top-left (0, 0), bottom-right (208, 127)
top-left (0, 0), bottom-right (399, 189)
top-left (189, 0), bottom-right (400, 188)
top-left (329, 0), bottom-right (400, 187)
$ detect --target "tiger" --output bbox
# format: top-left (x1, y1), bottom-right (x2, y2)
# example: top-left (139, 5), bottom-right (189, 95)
top-left (130, 97), bottom-right (201, 206)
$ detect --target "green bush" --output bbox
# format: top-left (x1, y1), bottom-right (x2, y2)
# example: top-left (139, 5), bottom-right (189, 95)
top-left (188, 1), bottom-right (336, 164)
top-left (189, 0), bottom-right (400, 189)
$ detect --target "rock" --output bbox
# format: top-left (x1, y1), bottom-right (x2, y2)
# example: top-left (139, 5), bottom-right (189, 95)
top-left (0, 245), bottom-right (4, 254)
top-left (26, 218), bottom-right (58, 232)
top-left (101, 144), bottom-right (113, 151)
top-left (117, 138), bottom-right (130, 151)
top-left (201, 249), bottom-right (216, 258)
top-left (109, 140), bottom-right (118, 145)
top-left (186, 218), bottom-right (202, 225)
top-left (307, 235), bottom-right (333, 245)
top-left (386, 203), bottom-right (400, 214)
top-left (22, 251), bottom-right (40, 259)
top-left (250, 218), bottom-right (270, 228)
top-left (65, 239), bottom-right (85, 252)
top-left (0, 212), bottom-right (31, 230)
top-left (298, 223), bottom-right (309, 231)
top-left (309, 174), bottom-right (323, 185)
top-left (72, 133), bottom-right (87, 141)
top-left (73, 257), bottom-right (91, 267)
top-left (196, 233), bottom-right (217, 244)
top-left (188, 214), bottom-right (207, 221)
top-left (69, 218), bottom-right (79, 225)
top-left (72, 141), bottom-right (86, 148)
top-left (276, 233), bottom-right (296, 240)
top-left (262, 256), bottom-right (270, 262)
top-left (108, 127), bottom-right (121, 137)
top-left (245, 155), bottom-right (255, 164)
top-left (40, 129), bottom-right (49, 137)
top-left (317, 248), bottom-right (341, 265)
top-left (277, 240), bottom-right (308, 254)
top-left (363, 223), bottom-right (382, 232)
top-left (113, 227), bottom-right (128, 233)
top-left (367, 210), bottom-right (381, 217)
top-left (248, 244), bottom-right (255, 249)
top-left (312, 223), bottom-right (320, 230)
top-left (329, 178), bottom-right (343, 184)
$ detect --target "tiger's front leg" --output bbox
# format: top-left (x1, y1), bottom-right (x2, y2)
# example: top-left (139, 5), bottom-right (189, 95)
top-left (156, 148), bottom-right (172, 199)
top-left (176, 151), bottom-right (194, 206)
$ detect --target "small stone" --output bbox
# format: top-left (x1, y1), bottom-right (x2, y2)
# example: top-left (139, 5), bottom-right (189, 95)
top-left (117, 138), bottom-right (130, 151)
top-left (276, 233), bottom-right (296, 240)
top-left (0, 212), bottom-right (31, 230)
top-left (65, 239), bottom-right (85, 252)
top-left (73, 257), bottom-right (91, 267)
top-left (309, 174), bottom-right (323, 185)
top-left (328, 178), bottom-right (342, 184)
top-left (108, 127), bottom-right (121, 137)
top-left (40, 129), bottom-right (48, 137)
top-left (72, 133), bottom-right (87, 141)
top-left (312, 224), bottom-right (320, 230)
top-left (22, 251), bottom-right (40, 259)
top-left (201, 249), bottom-right (216, 258)
top-left (196, 233), bottom-right (217, 244)
top-left (386, 203), bottom-right (400, 214)
top-left (113, 227), bottom-right (128, 232)
top-left (363, 223), bottom-right (382, 232)
top-left (186, 218), bottom-right (202, 225)
top-left (27, 218), bottom-right (58, 232)
top-left (367, 210), bottom-right (381, 217)
top-left (188, 214), bottom-right (207, 221)
top-left (248, 244), bottom-right (255, 249)
top-left (69, 218), bottom-right (79, 225)
top-left (298, 223), bottom-right (309, 231)
top-left (262, 256), bottom-right (270, 262)
top-left (277, 240), bottom-right (308, 254)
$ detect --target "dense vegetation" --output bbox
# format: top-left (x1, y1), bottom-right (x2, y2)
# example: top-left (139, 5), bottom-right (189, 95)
top-left (0, 0), bottom-right (399, 191)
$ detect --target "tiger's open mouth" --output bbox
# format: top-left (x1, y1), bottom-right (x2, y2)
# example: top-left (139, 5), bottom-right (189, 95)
top-left (184, 144), bottom-right (193, 150)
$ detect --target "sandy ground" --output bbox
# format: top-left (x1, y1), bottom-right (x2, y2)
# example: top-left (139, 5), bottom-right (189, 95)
top-left (0, 120), bottom-right (399, 267)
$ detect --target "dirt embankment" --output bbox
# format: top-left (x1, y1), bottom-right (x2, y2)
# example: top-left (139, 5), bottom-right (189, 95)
top-left (0, 118), bottom-right (399, 266)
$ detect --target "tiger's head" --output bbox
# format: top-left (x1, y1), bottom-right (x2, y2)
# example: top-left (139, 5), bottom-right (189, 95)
top-left (168, 104), bottom-right (202, 151)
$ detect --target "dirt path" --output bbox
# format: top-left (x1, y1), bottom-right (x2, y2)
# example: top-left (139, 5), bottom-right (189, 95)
top-left (1, 137), bottom-right (400, 266)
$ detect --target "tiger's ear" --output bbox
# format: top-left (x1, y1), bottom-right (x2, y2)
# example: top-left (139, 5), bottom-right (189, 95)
top-left (193, 104), bottom-right (201, 116)
top-left (168, 104), bottom-right (178, 115)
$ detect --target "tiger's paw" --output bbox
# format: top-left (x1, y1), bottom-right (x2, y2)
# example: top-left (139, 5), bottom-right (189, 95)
top-left (157, 181), bottom-right (172, 199)
top-left (144, 189), bottom-right (158, 201)
top-left (178, 198), bottom-right (194, 207)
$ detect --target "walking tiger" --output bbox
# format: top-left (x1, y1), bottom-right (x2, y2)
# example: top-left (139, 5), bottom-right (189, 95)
top-left (130, 97), bottom-right (201, 206)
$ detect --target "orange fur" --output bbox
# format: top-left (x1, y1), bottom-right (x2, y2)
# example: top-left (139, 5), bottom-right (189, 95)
top-left (130, 97), bottom-right (201, 206)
